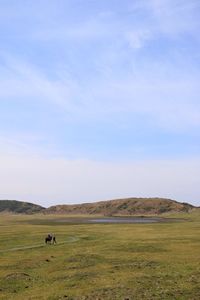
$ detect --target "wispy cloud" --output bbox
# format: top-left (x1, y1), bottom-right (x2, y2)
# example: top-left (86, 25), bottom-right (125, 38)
top-left (0, 0), bottom-right (200, 205)
top-left (1, 51), bottom-right (200, 133)
top-left (149, 0), bottom-right (200, 36)
top-left (0, 132), bottom-right (63, 159)
top-left (0, 54), bottom-right (79, 111)
top-left (125, 29), bottom-right (152, 49)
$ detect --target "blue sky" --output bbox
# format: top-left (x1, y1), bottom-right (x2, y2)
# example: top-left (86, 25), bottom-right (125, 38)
top-left (0, 0), bottom-right (200, 206)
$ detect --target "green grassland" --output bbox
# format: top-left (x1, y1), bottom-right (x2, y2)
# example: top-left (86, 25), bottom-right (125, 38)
top-left (0, 213), bottom-right (200, 299)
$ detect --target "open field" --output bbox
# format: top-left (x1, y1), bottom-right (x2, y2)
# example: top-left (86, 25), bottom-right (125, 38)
top-left (0, 213), bottom-right (200, 299)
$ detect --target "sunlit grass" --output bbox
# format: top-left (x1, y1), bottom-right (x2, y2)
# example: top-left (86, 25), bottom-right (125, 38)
top-left (0, 212), bottom-right (200, 299)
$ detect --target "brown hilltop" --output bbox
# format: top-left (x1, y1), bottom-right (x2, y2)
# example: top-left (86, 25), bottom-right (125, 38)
top-left (45, 197), bottom-right (195, 215)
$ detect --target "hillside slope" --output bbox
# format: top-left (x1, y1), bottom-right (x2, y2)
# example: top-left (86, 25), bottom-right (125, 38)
top-left (46, 197), bottom-right (195, 215)
top-left (0, 200), bottom-right (45, 214)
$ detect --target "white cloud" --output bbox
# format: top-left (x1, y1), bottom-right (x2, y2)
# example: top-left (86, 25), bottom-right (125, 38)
top-left (80, 68), bottom-right (200, 131)
top-left (1, 53), bottom-right (200, 132)
top-left (0, 134), bottom-right (60, 159)
top-left (0, 1), bottom-right (199, 208)
top-left (126, 0), bottom-right (200, 49)
top-left (149, 0), bottom-right (200, 36)
top-left (0, 54), bottom-right (78, 111)
top-left (125, 29), bottom-right (152, 49)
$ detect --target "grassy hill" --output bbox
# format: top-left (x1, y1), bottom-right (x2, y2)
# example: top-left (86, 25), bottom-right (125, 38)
top-left (0, 198), bottom-right (196, 215)
top-left (0, 200), bottom-right (45, 214)
top-left (46, 197), bottom-right (195, 215)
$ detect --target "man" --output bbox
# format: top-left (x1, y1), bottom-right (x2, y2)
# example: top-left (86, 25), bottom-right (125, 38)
top-left (52, 235), bottom-right (57, 244)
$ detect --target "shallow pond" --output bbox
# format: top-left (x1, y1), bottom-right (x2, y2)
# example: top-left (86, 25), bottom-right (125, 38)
top-left (88, 217), bottom-right (160, 223)
top-left (54, 216), bottom-right (172, 224)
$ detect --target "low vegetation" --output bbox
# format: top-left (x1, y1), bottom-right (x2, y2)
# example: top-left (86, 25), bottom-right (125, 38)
top-left (0, 200), bottom-right (45, 214)
top-left (46, 198), bottom-right (195, 215)
top-left (0, 198), bottom-right (196, 216)
top-left (0, 212), bottom-right (200, 299)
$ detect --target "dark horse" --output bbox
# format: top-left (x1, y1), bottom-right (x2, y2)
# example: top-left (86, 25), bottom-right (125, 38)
top-left (45, 233), bottom-right (56, 244)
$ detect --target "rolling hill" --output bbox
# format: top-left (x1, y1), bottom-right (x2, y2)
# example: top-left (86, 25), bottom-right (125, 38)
top-left (0, 198), bottom-right (196, 215)
top-left (45, 197), bottom-right (195, 215)
top-left (0, 200), bottom-right (45, 214)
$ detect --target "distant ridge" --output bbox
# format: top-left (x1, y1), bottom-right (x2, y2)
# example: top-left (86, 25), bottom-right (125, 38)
top-left (0, 198), bottom-right (196, 215)
top-left (46, 197), bottom-right (195, 215)
top-left (0, 200), bottom-right (45, 214)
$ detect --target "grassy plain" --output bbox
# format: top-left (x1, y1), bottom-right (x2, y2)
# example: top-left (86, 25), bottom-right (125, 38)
top-left (0, 212), bottom-right (200, 299)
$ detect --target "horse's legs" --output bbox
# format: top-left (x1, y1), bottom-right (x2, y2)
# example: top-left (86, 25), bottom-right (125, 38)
top-left (45, 237), bottom-right (50, 244)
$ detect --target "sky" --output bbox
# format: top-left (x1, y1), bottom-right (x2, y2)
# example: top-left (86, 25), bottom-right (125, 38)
top-left (0, 0), bottom-right (200, 207)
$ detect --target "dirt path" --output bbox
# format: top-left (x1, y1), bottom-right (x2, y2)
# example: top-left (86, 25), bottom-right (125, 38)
top-left (0, 236), bottom-right (79, 253)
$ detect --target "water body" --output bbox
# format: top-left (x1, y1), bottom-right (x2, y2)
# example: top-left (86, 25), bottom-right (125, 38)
top-left (88, 217), bottom-right (161, 224)
top-left (30, 216), bottom-right (180, 225)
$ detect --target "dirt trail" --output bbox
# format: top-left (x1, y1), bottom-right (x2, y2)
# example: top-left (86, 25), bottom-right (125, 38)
top-left (0, 236), bottom-right (79, 253)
